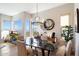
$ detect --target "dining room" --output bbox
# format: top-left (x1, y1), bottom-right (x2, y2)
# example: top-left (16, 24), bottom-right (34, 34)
top-left (0, 3), bottom-right (75, 56)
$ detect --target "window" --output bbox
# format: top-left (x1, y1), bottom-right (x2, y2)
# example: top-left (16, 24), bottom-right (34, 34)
top-left (60, 14), bottom-right (70, 38)
top-left (26, 19), bottom-right (30, 37)
top-left (2, 20), bottom-right (11, 30)
top-left (1, 20), bottom-right (11, 39)
top-left (14, 19), bottom-right (22, 31)
top-left (60, 15), bottom-right (69, 26)
top-left (32, 23), bottom-right (39, 36)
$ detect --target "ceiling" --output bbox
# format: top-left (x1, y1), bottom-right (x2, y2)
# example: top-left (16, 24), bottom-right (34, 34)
top-left (0, 3), bottom-right (65, 16)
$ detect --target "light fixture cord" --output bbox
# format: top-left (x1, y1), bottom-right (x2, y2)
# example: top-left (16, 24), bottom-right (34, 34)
top-left (36, 3), bottom-right (38, 17)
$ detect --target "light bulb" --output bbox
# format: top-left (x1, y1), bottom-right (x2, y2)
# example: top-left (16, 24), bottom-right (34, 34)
top-left (35, 16), bottom-right (40, 21)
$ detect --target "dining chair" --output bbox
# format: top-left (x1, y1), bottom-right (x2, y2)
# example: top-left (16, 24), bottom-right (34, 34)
top-left (34, 48), bottom-right (42, 56)
top-left (27, 47), bottom-right (33, 56)
top-left (65, 40), bottom-right (72, 56)
top-left (56, 38), bottom-right (66, 47)
top-left (17, 41), bottom-right (33, 56)
top-left (17, 41), bottom-right (28, 56)
top-left (55, 45), bottom-right (66, 56)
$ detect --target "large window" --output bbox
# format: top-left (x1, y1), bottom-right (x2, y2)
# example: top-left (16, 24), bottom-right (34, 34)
top-left (26, 19), bottom-right (30, 37)
top-left (1, 20), bottom-right (11, 39)
top-left (32, 23), bottom-right (39, 37)
top-left (60, 15), bottom-right (69, 26)
top-left (60, 14), bottom-right (70, 38)
top-left (14, 19), bottom-right (22, 31)
top-left (2, 20), bottom-right (11, 30)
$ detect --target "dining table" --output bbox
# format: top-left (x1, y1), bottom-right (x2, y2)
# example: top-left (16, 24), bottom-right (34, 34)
top-left (25, 37), bottom-right (57, 56)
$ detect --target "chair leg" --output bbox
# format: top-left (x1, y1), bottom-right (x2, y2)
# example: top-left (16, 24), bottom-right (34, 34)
top-left (48, 50), bottom-right (50, 56)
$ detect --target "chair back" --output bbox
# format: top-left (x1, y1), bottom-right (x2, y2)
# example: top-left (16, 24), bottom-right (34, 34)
top-left (56, 38), bottom-right (65, 47)
top-left (66, 40), bottom-right (72, 56)
top-left (17, 41), bottom-right (28, 56)
top-left (56, 45), bottom-right (66, 56)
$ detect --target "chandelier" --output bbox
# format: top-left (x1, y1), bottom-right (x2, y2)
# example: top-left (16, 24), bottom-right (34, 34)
top-left (32, 3), bottom-right (44, 24)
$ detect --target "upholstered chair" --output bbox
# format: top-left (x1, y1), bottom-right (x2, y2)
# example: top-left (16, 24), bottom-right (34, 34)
top-left (65, 40), bottom-right (72, 56)
top-left (17, 41), bottom-right (33, 56)
top-left (56, 45), bottom-right (66, 56)
top-left (17, 41), bottom-right (28, 56)
top-left (56, 38), bottom-right (66, 47)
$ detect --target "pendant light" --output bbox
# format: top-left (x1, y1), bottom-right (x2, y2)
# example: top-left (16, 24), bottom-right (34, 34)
top-left (35, 3), bottom-right (40, 21)
top-left (32, 3), bottom-right (43, 24)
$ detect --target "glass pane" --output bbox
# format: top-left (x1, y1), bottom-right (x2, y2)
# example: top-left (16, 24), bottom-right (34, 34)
top-left (32, 23), bottom-right (39, 36)
top-left (1, 20), bottom-right (11, 39)
top-left (14, 19), bottom-right (22, 31)
top-left (2, 20), bottom-right (11, 30)
top-left (60, 15), bottom-right (69, 26)
top-left (26, 19), bottom-right (30, 37)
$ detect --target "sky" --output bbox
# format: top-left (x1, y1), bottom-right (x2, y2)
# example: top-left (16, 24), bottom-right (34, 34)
top-left (3, 20), bottom-right (11, 30)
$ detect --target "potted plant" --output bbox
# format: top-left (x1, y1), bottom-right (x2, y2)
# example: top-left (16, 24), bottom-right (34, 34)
top-left (61, 25), bottom-right (73, 42)
top-left (9, 31), bottom-right (19, 42)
